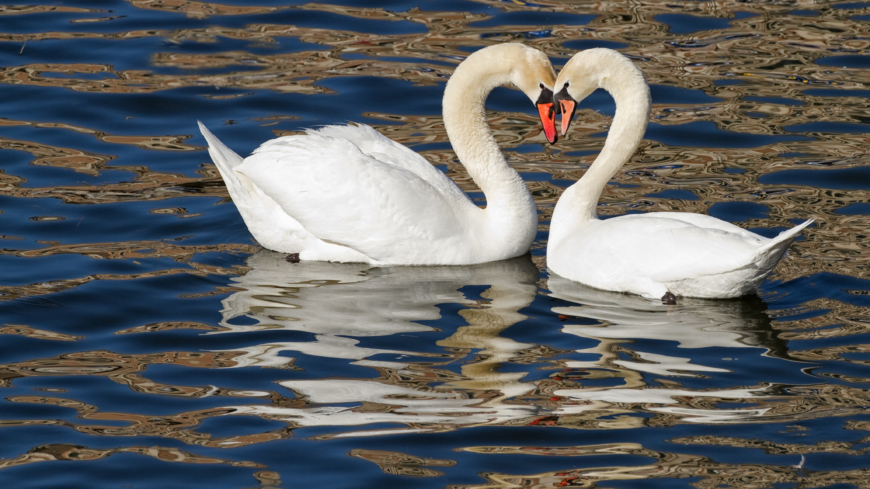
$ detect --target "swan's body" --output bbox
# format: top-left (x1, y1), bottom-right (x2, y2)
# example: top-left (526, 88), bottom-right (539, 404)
top-left (199, 43), bottom-right (557, 265)
top-left (547, 49), bottom-right (813, 300)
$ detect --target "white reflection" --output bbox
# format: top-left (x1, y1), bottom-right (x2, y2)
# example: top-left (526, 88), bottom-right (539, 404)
top-left (547, 275), bottom-right (793, 422)
top-left (223, 251), bottom-right (542, 433)
top-left (548, 274), bottom-right (780, 351)
top-left (213, 251), bottom-right (536, 366)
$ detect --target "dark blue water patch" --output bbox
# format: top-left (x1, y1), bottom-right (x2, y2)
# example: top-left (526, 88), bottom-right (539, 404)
top-left (469, 11), bottom-right (596, 28)
top-left (746, 111), bottom-right (767, 118)
top-left (654, 13), bottom-right (732, 35)
top-left (0, 273), bottom-right (226, 338)
top-left (834, 2), bottom-right (870, 9)
top-left (747, 224), bottom-right (794, 240)
top-left (3, 163), bottom-right (134, 189)
top-left (607, 479), bottom-right (705, 489)
top-left (317, 76), bottom-right (444, 118)
top-left (836, 203), bottom-right (870, 215)
top-left (512, 143), bottom-right (547, 153)
top-left (803, 88), bottom-right (870, 98)
top-left (355, 326), bottom-right (467, 358)
top-left (723, 167), bottom-right (746, 174)
top-left (790, 9), bottom-right (819, 16)
top-left (759, 166), bottom-right (870, 190)
top-left (458, 284), bottom-right (489, 302)
top-left (485, 85), bottom-right (543, 114)
top-left (5, 37), bottom-right (326, 79)
top-left (651, 84), bottom-right (722, 105)
top-left (2, 451), bottom-right (262, 489)
top-left (562, 39), bottom-right (628, 51)
top-left (707, 201), bottom-right (769, 222)
top-left (197, 414), bottom-right (286, 438)
top-left (646, 121), bottom-right (810, 148)
top-left (779, 152), bottom-right (808, 158)
top-left (0, 196), bottom-right (246, 250)
top-left (0, 254), bottom-right (188, 288)
top-left (743, 96), bottom-right (804, 107)
top-left (645, 189), bottom-right (699, 201)
top-left (810, 356), bottom-right (870, 387)
top-left (785, 121), bottom-right (870, 134)
top-left (816, 55), bottom-right (870, 69)
top-left (417, 0), bottom-right (494, 13)
top-left (123, 321), bottom-right (318, 354)
top-left (768, 273), bottom-right (870, 314)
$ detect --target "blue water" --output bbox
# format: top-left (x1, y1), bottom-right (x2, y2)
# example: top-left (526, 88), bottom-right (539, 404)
top-left (2, 1), bottom-right (870, 488)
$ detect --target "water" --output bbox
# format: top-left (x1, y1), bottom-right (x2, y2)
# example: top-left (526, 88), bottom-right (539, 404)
top-left (2, 1), bottom-right (870, 487)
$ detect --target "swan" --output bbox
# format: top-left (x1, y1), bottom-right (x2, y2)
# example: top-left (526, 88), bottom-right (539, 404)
top-left (198, 43), bottom-right (557, 265)
top-left (547, 48), bottom-right (813, 301)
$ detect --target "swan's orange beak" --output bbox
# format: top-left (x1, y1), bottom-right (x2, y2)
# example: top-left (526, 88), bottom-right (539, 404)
top-left (554, 84), bottom-right (577, 136)
top-left (558, 99), bottom-right (576, 136)
top-left (537, 102), bottom-right (557, 144)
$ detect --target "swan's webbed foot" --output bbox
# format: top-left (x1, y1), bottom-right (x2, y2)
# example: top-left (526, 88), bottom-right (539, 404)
top-left (662, 292), bottom-right (677, 305)
top-left (286, 253), bottom-right (300, 263)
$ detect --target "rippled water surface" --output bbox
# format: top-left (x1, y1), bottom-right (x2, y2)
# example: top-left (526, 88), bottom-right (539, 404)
top-left (2, 1), bottom-right (870, 487)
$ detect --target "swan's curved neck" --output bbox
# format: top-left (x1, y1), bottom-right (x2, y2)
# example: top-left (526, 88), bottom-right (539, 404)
top-left (549, 58), bottom-right (651, 248)
top-left (442, 49), bottom-right (536, 238)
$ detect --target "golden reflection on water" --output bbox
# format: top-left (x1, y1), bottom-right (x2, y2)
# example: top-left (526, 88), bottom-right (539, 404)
top-left (3, 0), bottom-right (870, 487)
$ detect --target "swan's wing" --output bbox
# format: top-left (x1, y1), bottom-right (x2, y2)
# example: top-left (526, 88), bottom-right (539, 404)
top-left (236, 133), bottom-right (469, 261)
top-left (579, 215), bottom-right (764, 282)
top-left (635, 211), bottom-right (759, 238)
top-left (306, 124), bottom-right (469, 204)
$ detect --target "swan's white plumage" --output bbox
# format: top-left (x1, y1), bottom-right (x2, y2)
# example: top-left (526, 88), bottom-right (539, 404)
top-left (547, 48), bottom-right (813, 299)
top-left (200, 43), bottom-right (557, 265)
top-left (238, 126), bottom-right (474, 263)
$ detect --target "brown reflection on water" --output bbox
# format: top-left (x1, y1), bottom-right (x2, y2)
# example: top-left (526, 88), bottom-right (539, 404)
top-left (0, 443), bottom-right (264, 471)
top-left (447, 446), bottom-right (866, 489)
top-left (350, 449), bottom-right (456, 477)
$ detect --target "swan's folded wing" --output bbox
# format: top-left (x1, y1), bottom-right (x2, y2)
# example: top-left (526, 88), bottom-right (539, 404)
top-left (586, 216), bottom-right (763, 282)
top-left (236, 134), bottom-right (467, 261)
top-left (635, 211), bottom-right (759, 238)
top-left (307, 124), bottom-right (469, 205)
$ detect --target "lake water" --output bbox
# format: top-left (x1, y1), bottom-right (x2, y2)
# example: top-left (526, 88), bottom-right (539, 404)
top-left (2, 1), bottom-right (870, 488)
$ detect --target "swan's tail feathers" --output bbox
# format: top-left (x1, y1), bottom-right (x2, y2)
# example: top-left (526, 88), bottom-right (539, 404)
top-left (197, 121), bottom-right (255, 207)
top-left (755, 218), bottom-right (814, 267)
top-left (198, 121), bottom-right (244, 170)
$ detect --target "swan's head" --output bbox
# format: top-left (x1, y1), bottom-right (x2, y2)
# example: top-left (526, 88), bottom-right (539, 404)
top-left (553, 48), bottom-right (644, 136)
top-left (447, 43), bottom-right (558, 143)
top-left (509, 46), bottom-right (558, 144)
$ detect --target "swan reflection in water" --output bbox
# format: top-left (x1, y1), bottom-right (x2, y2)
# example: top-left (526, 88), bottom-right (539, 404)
top-left (211, 251), bottom-right (803, 436)
top-left (217, 251), bottom-right (543, 435)
top-left (547, 274), bottom-right (800, 423)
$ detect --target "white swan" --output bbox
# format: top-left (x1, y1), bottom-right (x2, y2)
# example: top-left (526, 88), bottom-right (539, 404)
top-left (547, 48), bottom-right (813, 301)
top-left (198, 43), bottom-right (557, 265)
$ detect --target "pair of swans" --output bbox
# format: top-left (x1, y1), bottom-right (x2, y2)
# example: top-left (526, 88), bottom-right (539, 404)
top-left (199, 44), bottom-right (812, 300)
